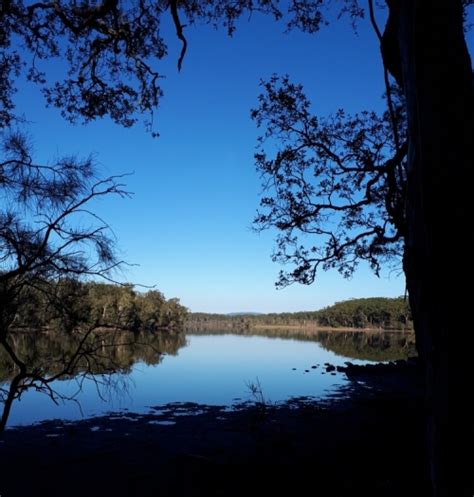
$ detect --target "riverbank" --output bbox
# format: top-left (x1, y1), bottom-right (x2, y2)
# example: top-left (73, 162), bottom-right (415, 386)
top-left (187, 297), bottom-right (413, 333)
top-left (187, 324), bottom-right (415, 335)
top-left (186, 323), bottom-right (413, 333)
top-left (0, 360), bottom-right (429, 497)
top-left (251, 324), bottom-right (414, 332)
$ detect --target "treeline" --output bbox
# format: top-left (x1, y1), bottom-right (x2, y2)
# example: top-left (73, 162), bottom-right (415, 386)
top-left (11, 281), bottom-right (188, 333)
top-left (316, 297), bottom-right (412, 329)
top-left (187, 298), bottom-right (412, 331)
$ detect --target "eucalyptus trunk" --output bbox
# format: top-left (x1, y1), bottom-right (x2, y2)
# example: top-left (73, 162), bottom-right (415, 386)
top-left (388, 1), bottom-right (473, 495)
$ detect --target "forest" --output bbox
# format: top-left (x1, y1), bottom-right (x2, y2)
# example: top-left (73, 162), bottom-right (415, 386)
top-left (8, 281), bottom-right (188, 333)
top-left (187, 297), bottom-right (412, 330)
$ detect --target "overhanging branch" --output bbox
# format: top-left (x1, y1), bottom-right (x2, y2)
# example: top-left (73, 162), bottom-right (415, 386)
top-left (169, 0), bottom-right (188, 71)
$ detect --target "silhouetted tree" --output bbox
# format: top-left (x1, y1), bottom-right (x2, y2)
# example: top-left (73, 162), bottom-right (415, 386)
top-left (1, 2), bottom-right (472, 495)
top-left (0, 2), bottom-right (188, 434)
top-left (252, 5), bottom-right (473, 496)
top-left (252, 77), bottom-right (407, 285)
top-left (0, 130), bottom-right (129, 331)
top-left (0, 131), bottom-right (187, 431)
top-left (0, 128), bottom-right (131, 431)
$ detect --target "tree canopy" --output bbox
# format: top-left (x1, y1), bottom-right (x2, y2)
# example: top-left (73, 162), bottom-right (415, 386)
top-left (252, 76), bottom-right (407, 286)
top-left (1, 1), bottom-right (370, 131)
top-left (0, 133), bottom-right (129, 328)
top-left (9, 280), bottom-right (188, 332)
top-left (3, 1), bottom-right (468, 290)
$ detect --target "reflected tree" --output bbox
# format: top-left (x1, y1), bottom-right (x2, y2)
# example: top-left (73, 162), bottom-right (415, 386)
top-left (0, 328), bottom-right (186, 431)
top-left (187, 327), bottom-right (416, 362)
top-left (315, 330), bottom-right (416, 362)
top-left (0, 329), bottom-right (186, 384)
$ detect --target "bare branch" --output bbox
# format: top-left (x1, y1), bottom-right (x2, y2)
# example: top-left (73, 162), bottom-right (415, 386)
top-left (169, 0), bottom-right (188, 72)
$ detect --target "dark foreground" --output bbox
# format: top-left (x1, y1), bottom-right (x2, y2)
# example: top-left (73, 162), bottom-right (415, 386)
top-left (0, 361), bottom-right (429, 497)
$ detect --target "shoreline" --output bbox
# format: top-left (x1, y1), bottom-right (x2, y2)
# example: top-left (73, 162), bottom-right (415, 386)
top-left (250, 324), bottom-right (414, 332)
top-left (9, 324), bottom-right (415, 336)
top-left (186, 323), bottom-right (414, 333)
top-left (0, 361), bottom-right (428, 497)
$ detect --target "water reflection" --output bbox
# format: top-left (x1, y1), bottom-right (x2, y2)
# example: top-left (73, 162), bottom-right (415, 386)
top-left (1, 328), bottom-right (415, 428)
top-left (315, 330), bottom-right (416, 361)
top-left (0, 329), bottom-right (185, 430)
top-left (188, 328), bottom-right (417, 362)
top-left (0, 329), bottom-right (186, 382)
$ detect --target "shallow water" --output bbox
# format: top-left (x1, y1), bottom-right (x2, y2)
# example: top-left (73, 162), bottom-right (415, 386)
top-left (2, 329), bottom-right (415, 427)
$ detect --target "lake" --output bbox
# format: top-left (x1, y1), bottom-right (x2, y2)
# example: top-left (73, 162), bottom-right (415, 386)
top-left (1, 329), bottom-right (415, 427)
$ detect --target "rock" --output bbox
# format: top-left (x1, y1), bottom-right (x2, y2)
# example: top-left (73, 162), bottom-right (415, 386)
top-left (325, 365), bottom-right (335, 372)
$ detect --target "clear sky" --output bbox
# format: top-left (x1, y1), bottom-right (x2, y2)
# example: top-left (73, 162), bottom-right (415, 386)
top-left (14, 8), bottom-right (410, 313)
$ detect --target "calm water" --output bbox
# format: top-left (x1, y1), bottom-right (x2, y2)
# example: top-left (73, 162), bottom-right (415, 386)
top-left (1, 329), bottom-right (415, 427)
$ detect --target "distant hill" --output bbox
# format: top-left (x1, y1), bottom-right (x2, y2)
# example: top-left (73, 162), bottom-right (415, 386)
top-left (226, 312), bottom-right (263, 317)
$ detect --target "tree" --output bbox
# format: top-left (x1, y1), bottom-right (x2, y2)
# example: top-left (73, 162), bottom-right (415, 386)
top-left (253, 5), bottom-right (473, 496)
top-left (0, 131), bottom-right (187, 429)
top-left (0, 127), bottom-right (131, 431)
top-left (251, 76), bottom-right (407, 286)
top-left (0, 129), bottom-right (129, 332)
top-left (0, 130), bottom-right (129, 327)
top-left (386, 6), bottom-right (472, 496)
top-left (1, 1), bottom-right (472, 495)
top-left (0, 2), bottom-right (183, 433)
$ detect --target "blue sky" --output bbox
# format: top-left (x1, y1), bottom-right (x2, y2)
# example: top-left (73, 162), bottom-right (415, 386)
top-left (14, 8), bottom-right (411, 313)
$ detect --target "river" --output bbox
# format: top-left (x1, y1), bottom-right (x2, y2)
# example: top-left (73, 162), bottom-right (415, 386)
top-left (1, 328), bottom-right (415, 427)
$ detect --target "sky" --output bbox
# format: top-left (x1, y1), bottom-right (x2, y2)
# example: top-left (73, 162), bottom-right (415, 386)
top-left (12, 6), bottom-right (411, 313)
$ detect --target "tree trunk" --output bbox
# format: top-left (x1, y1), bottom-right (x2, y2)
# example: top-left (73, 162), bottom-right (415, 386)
top-left (389, 1), bottom-right (473, 495)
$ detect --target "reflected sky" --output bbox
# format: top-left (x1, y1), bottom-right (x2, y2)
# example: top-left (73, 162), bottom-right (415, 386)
top-left (6, 332), bottom-right (377, 427)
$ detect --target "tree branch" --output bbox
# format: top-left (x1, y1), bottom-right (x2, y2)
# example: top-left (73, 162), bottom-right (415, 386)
top-left (169, 0), bottom-right (188, 71)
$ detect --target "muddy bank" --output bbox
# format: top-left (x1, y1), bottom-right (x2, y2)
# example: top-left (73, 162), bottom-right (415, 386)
top-left (0, 361), bottom-right (429, 497)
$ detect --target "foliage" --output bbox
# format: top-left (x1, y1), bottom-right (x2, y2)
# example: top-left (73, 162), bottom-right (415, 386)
top-left (187, 297), bottom-right (412, 330)
top-left (0, 129), bottom-right (131, 332)
top-left (2, 2), bottom-right (471, 493)
top-left (0, 128), bottom-right (184, 431)
top-left (10, 281), bottom-right (188, 332)
top-left (0, 1), bottom-right (361, 132)
top-left (0, 277), bottom-right (187, 431)
top-left (315, 297), bottom-right (411, 329)
top-left (252, 76), bottom-right (408, 286)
